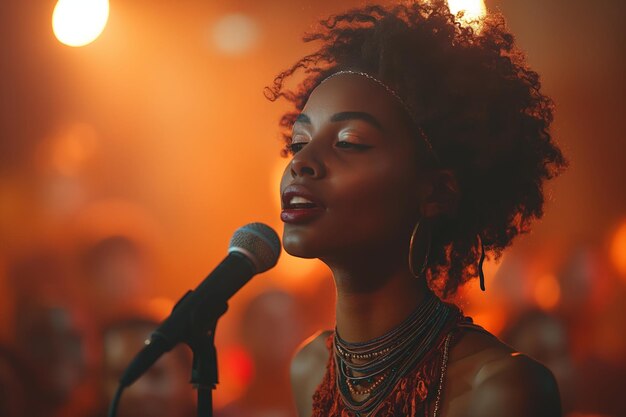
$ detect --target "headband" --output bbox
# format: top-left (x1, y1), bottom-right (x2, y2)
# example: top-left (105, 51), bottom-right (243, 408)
top-left (320, 70), bottom-right (487, 291)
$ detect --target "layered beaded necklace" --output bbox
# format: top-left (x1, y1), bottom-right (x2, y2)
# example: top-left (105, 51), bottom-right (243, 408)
top-left (332, 291), bottom-right (454, 416)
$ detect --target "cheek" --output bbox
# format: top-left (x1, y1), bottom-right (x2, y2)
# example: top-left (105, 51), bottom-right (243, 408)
top-left (331, 159), bottom-right (419, 236)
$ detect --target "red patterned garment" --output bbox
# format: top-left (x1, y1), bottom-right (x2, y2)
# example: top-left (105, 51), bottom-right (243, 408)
top-left (311, 313), bottom-right (468, 417)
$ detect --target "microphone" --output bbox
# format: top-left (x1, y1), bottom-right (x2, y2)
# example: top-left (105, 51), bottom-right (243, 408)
top-left (119, 222), bottom-right (281, 388)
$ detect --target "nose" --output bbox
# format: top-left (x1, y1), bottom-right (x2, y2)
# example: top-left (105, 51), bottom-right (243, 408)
top-left (289, 143), bottom-right (326, 179)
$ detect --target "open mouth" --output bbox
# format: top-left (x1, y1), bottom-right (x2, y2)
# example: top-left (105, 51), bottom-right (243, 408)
top-left (284, 196), bottom-right (319, 209)
top-left (280, 186), bottom-right (325, 224)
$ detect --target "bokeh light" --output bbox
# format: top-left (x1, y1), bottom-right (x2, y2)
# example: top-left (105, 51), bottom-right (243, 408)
top-left (211, 14), bottom-right (260, 55)
top-left (217, 344), bottom-right (254, 407)
top-left (610, 220), bottom-right (626, 279)
top-left (2, 1), bottom-right (625, 415)
top-left (534, 273), bottom-right (561, 311)
top-left (48, 123), bottom-right (98, 176)
top-left (52, 0), bottom-right (109, 47)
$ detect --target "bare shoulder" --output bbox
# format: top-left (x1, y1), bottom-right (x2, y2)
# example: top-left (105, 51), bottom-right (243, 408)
top-left (444, 327), bottom-right (561, 417)
top-left (469, 351), bottom-right (561, 417)
top-left (290, 330), bottom-right (332, 417)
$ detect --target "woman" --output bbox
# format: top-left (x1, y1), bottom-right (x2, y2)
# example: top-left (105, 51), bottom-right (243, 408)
top-left (266, 1), bottom-right (566, 416)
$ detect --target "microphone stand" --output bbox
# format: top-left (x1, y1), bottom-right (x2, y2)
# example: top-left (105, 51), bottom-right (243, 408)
top-left (184, 293), bottom-right (229, 417)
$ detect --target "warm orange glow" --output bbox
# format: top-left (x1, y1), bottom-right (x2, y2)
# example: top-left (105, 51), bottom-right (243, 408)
top-left (146, 297), bottom-right (175, 321)
top-left (447, 0), bottom-right (487, 28)
top-left (534, 273), bottom-right (561, 310)
top-left (69, 199), bottom-right (165, 252)
top-left (461, 255), bottom-right (504, 298)
top-left (271, 157), bottom-right (287, 214)
top-left (273, 252), bottom-right (325, 291)
top-left (211, 14), bottom-right (260, 55)
top-left (216, 344), bottom-right (254, 407)
top-left (52, 0), bottom-right (109, 47)
top-left (610, 220), bottom-right (626, 279)
top-left (49, 123), bottom-right (98, 176)
top-left (469, 311), bottom-right (506, 335)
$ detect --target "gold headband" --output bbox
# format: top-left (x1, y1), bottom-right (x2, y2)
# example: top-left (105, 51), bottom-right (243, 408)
top-left (320, 70), bottom-right (438, 162)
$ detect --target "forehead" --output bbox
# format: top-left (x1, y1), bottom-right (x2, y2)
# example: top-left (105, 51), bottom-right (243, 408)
top-left (301, 74), bottom-right (409, 129)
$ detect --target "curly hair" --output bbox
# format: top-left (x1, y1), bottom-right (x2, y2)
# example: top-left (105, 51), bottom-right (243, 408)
top-left (265, 0), bottom-right (567, 296)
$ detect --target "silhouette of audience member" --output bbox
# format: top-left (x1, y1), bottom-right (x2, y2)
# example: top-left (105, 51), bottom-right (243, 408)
top-left (0, 346), bottom-right (35, 417)
top-left (218, 289), bottom-right (304, 417)
top-left (502, 309), bottom-right (626, 417)
top-left (80, 236), bottom-right (153, 321)
top-left (17, 304), bottom-right (100, 417)
top-left (101, 315), bottom-right (195, 417)
top-left (8, 250), bottom-right (99, 417)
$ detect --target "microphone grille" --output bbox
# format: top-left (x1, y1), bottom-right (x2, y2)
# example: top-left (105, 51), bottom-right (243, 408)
top-left (228, 223), bottom-right (281, 273)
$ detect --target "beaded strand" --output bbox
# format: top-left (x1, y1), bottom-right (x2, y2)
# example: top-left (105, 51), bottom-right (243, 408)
top-left (333, 292), bottom-right (454, 415)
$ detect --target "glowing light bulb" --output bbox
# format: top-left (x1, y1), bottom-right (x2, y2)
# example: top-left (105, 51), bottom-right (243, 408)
top-left (447, 0), bottom-right (487, 27)
top-left (52, 0), bottom-right (109, 47)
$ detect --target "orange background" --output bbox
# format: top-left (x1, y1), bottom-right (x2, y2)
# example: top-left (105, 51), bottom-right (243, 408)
top-left (0, 0), bottom-right (624, 412)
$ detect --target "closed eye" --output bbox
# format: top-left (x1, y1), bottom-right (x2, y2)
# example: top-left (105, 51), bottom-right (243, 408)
top-left (287, 140), bottom-right (372, 155)
top-left (288, 142), bottom-right (307, 154)
top-left (336, 141), bottom-right (372, 150)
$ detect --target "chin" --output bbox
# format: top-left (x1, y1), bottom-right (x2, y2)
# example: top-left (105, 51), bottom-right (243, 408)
top-left (281, 229), bottom-right (321, 259)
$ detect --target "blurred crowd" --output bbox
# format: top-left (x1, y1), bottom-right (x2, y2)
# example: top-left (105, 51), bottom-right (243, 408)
top-left (0, 234), bottom-right (312, 417)
top-left (1, 233), bottom-right (625, 417)
top-left (0, 235), bottom-right (194, 417)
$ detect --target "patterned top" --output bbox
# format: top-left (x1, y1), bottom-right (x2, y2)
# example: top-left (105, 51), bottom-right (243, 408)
top-left (311, 310), bottom-right (473, 417)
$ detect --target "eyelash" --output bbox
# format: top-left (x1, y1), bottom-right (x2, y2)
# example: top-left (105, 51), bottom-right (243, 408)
top-left (288, 141), bottom-right (371, 154)
top-left (337, 141), bottom-right (370, 150)
top-left (288, 142), bottom-right (306, 154)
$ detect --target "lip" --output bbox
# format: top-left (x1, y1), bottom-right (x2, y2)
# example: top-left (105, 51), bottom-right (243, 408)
top-left (281, 184), bottom-right (325, 224)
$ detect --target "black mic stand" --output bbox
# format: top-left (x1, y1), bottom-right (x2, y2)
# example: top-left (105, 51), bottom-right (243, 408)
top-left (185, 298), bottom-right (229, 417)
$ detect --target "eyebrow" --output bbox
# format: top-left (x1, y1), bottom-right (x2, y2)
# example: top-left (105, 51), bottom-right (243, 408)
top-left (294, 111), bottom-right (385, 132)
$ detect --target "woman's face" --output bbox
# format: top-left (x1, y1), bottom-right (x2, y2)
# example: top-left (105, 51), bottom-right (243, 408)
top-left (280, 74), bottom-right (426, 262)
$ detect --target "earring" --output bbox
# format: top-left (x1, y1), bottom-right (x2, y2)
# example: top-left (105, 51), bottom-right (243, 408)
top-left (477, 234), bottom-right (486, 291)
top-left (408, 220), bottom-right (431, 278)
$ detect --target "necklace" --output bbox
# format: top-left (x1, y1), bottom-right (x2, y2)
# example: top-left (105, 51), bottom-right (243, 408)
top-left (333, 291), bottom-right (453, 416)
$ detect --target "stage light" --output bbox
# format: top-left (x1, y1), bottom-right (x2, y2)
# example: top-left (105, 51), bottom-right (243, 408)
top-left (447, 0), bottom-right (486, 27)
top-left (52, 0), bottom-right (109, 47)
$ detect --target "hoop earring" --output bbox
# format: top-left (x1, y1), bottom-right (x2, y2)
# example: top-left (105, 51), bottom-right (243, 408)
top-left (408, 220), bottom-right (431, 278)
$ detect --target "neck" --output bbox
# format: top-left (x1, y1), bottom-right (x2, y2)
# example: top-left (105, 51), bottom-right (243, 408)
top-left (325, 254), bottom-right (431, 343)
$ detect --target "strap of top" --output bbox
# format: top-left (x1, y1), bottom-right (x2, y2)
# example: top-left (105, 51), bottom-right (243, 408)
top-left (456, 319), bottom-right (494, 336)
top-left (431, 317), bottom-right (496, 417)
